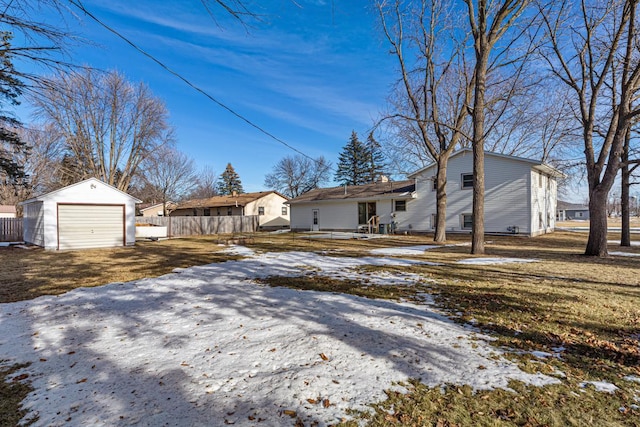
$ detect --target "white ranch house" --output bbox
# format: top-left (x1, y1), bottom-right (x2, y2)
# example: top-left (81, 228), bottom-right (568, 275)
top-left (20, 178), bottom-right (141, 250)
top-left (289, 149), bottom-right (563, 236)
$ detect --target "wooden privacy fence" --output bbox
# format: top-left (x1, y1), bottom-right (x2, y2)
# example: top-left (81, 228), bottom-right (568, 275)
top-left (136, 215), bottom-right (259, 237)
top-left (0, 218), bottom-right (22, 242)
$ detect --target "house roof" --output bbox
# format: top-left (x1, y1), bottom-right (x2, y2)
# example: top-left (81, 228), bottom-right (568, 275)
top-left (407, 148), bottom-right (566, 179)
top-left (139, 202), bottom-right (177, 212)
top-left (20, 178), bottom-right (142, 204)
top-left (0, 205), bottom-right (16, 214)
top-left (288, 180), bottom-right (416, 204)
top-left (176, 191), bottom-right (287, 209)
top-left (557, 200), bottom-right (589, 210)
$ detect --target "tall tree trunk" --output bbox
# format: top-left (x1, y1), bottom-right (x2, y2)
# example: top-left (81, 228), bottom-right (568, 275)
top-left (471, 49), bottom-right (489, 255)
top-left (621, 130), bottom-right (631, 246)
top-left (585, 188), bottom-right (610, 256)
top-left (434, 154), bottom-right (450, 243)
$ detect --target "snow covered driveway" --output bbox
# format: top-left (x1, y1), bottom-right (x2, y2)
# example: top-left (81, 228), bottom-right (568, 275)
top-left (1, 248), bottom-right (556, 426)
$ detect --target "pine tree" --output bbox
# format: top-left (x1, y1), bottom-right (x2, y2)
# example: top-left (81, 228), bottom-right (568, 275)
top-left (0, 32), bottom-right (27, 184)
top-left (364, 132), bottom-right (387, 183)
top-left (335, 131), bottom-right (370, 185)
top-left (217, 163), bottom-right (244, 195)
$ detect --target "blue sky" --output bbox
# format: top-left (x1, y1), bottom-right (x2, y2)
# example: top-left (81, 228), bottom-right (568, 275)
top-left (24, 0), bottom-right (398, 192)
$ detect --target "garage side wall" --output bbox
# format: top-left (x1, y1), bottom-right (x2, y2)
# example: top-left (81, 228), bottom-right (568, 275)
top-left (23, 201), bottom-right (44, 246)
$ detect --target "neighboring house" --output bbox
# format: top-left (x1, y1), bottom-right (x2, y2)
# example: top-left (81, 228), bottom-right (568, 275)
top-left (557, 201), bottom-right (590, 221)
top-left (171, 191), bottom-right (290, 229)
top-left (289, 149), bottom-right (564, 236)
top-left (288, 179), bottom-right (416, 232)
top-left (0, 205), bottom-right (16, 218)
top-left (138, 202), bottom-right (177, 217)
top-left (20, 178), bottom-right (142, 250)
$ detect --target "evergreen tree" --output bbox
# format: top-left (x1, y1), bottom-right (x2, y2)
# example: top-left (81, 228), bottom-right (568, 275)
top-left (334, 131), bottom-right (370, 185)
top-left (364, 132), bottom-right (387, 182)
top-left (0, 32), bottom-right (27, 184)
top-left (217, 163), bottom-right (244, 195)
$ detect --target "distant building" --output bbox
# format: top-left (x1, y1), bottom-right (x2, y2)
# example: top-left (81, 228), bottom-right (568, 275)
top-left (171, 191), bottom-right (290, 230)
top-left (0, 205), bottom-right (16, 218)
top-left (557, 201), bottom-right (590, 221)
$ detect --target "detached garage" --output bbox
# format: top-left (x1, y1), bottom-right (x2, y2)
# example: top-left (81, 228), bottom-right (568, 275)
top-left (20, 178), bottom-right (142, 250)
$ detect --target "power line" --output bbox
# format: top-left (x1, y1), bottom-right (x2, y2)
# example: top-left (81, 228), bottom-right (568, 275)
top-left (67, 0), bottom-right (323, 166)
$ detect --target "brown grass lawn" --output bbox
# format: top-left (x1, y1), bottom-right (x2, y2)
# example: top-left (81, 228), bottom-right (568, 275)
top-left (1, 230), bottom-right (640, 426)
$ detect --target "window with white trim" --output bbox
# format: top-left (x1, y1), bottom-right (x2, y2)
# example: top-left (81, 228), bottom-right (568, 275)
top-left (282, 207), bottom-right (288, 215)
top-left (394, 200), bottom-right (406, 212)
top-left (258, 206), bottom-right (265, 215)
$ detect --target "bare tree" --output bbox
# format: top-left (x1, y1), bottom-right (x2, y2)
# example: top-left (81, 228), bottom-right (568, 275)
top-left (188, 166), bottom-right (219, 199)
top-left (264, 154), bottom-right (332, 198)
top-left (139, 146), bottom-right (197, 216)
top-left (31, 68), bottom-right (173, 191)
top-left (539, 0), bottom-right (640, 256)
top-left (376, 0), bottom-right (474, 242)
top-left (463, 0), bottom-right (531, 254)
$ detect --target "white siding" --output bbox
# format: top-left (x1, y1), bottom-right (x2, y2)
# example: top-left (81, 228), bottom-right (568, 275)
top-left (290, 199), bottom-right (399, 232)
top-left (245, 193), bottom-right (290, 228)
top-left (291, 201), bottom-right (356, 231)
top-left (23, 201), bottom-right (44, 246)
top-left (530, 171), bottom-right (557, 236)
top-left (58, 204), bottom-right (124, 250)
top-left (408, 150), bottom-right (533, 234)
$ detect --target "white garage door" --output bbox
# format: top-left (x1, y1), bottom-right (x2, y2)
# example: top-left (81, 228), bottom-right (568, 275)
top-left (58, 204), bottom-right (125, 250)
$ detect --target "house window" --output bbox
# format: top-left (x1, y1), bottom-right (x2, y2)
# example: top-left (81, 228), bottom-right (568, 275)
top-left (431, 214), bottom-right (437, 229)
top-left (282, 206), bottom-right (288, 215)
top-left (577, 212), bottom-right (583, 218)
top-left (461, 213), bottom-right (472, 229)
top-left (227, 207), bottom-right (233, 216)
top-left (358, 202), bottom-right (376, 225)
top-left (394, 200), bottom-right (406, 212)
top-left (203, 208), bottom-right (211, 216)
top-left (192, 209), bottom-right (197, 216)
top-left (258, 206), bottom-right (265, 215)
top-left (461, 173), bottom-right (473, 189)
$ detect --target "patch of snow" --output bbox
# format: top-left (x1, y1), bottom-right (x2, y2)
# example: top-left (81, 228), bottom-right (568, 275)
top-left (370, 245), bottom-right (440, 256)
top-left (579, 381), bottom-right (619, 394)
top-left (0, 241), bottom-right (22, 247)
top-left (456, 257), bottom-right (539, 265)
top-left (624, 376), bottom-right (640, 384)
top-left (0, 250), bottom-right (558, 427)
top-left (219, 245), bottom-right (256, 256)
top-left (608, 240), bottom-right (640, 247)
top-left (531, 351), bottom-right (553, 359)
top-left (609, 251), bottom-right (640, 257)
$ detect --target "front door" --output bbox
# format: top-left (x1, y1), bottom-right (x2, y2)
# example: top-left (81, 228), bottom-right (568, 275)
top-left (312, 209), bottom-right (319, 231)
